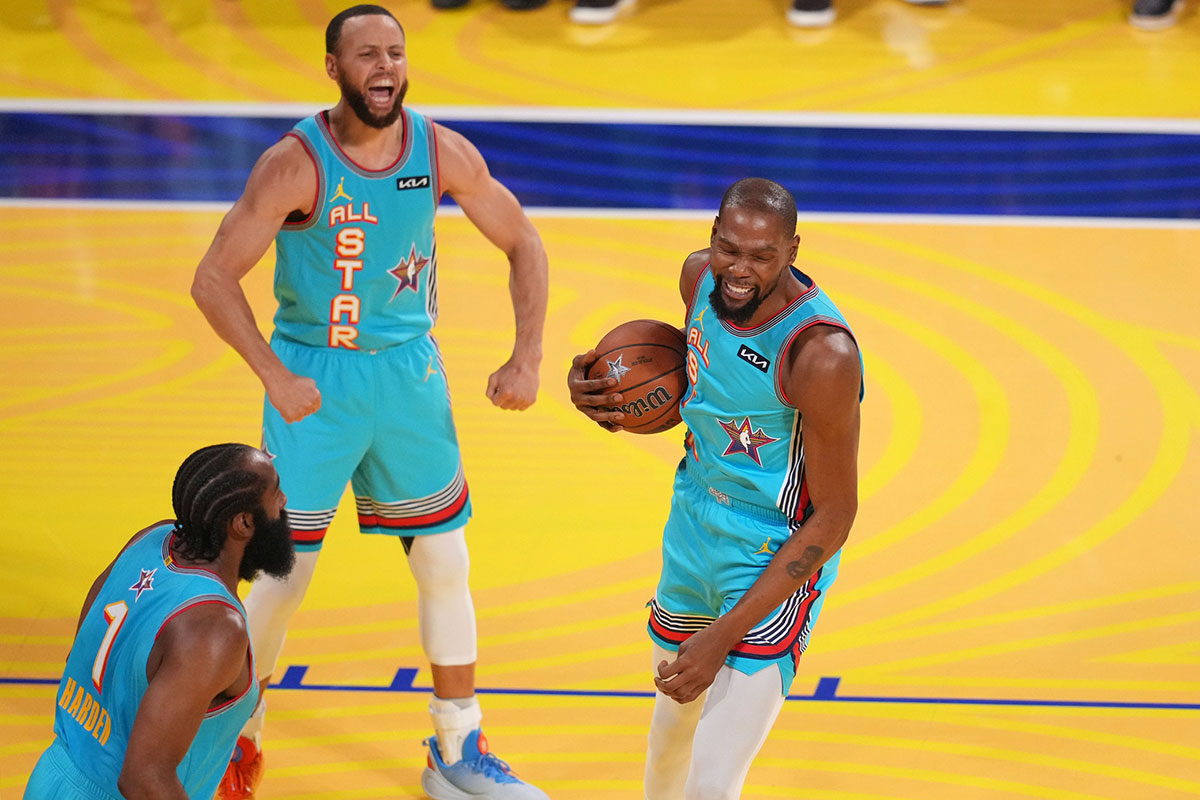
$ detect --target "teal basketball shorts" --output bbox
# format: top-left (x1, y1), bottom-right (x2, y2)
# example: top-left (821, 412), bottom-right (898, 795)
top-left (262, 334), bottom-right (472, 552)
top-left (648, 462), bottom-right (840, 694)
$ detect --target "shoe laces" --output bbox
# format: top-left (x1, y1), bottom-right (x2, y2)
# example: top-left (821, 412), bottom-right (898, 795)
top-left (465, 750), bottom-right (518, 781)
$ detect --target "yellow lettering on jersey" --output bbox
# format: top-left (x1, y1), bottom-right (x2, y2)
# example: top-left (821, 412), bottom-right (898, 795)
top-left (330, 294), bottom-right (361, 325)
top-left (84, 699), bottom-right (101, 732)
top-left (95, 709), bottom-right (110, 746)
top-left (60, 681), bottom-right (111, 745)
top-left (65, 683), bottom-right (84, 717)
top-left (59, 677), bottom-right (77, 709)
top-left (75, 693), bottom-right (93, 725)
top-left (329, 325), bottom-right (360, 350)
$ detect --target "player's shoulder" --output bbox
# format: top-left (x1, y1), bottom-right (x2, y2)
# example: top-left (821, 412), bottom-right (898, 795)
top-left (786, 324), bottom-right (861, 385)
top-left (239, 135), bottom-right (318, 212)
top-left (679, 249), bottom-right (711, 301)
top-left (432, 121), bottom-right (475, 160)
top-left (432, 122), bottom-right (487, 194)
top-left (160, 598), bottom-right (248, 656)
top-left (253, 135), bottom-right (316, 181)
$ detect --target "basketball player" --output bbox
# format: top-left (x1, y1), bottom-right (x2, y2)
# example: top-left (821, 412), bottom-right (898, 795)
top-left (190, 5), bottom-right (548, 799)
top-left (24, 444), bottom-right (294, 800)
top-left (568, 178), bottom-right (862, 799)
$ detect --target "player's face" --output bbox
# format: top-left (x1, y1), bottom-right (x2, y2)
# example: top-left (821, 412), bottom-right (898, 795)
top-left (328, 15), bottom-right (409, 129)
top-left (239, 466), bottom-right (296, 582)
top-left (708, 207), bottom-right (799, 326)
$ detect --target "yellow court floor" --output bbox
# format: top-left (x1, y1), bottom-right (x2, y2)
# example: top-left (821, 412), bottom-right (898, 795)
top-left (2, 1), bottom-right (1200, 799)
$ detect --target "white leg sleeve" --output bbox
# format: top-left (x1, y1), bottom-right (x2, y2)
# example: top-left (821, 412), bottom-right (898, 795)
top-left (644, 644), bottom-right (704, 800)
top-left (407, 528), bottom-right (477, 666)
top-left (239, 549), bottom-right (320, 741)
top-left (684, 663), bottom-right (785, 800)
top-left (245, 549), bottom-right (320, 682)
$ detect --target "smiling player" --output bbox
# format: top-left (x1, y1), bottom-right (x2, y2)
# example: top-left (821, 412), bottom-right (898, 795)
top-left (569, 178), bottom-right (863, 799)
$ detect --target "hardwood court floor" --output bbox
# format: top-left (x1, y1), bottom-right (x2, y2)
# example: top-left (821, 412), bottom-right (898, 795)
top-left (2, 1), bottom-right (1199, 798)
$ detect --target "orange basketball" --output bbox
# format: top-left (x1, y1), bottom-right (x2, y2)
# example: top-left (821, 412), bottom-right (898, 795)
top-left (586, 319), bottom-right (687, 434)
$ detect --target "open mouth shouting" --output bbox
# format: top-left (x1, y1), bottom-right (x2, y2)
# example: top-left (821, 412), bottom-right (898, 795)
top-left (366, 78), bottom-right (396, 109)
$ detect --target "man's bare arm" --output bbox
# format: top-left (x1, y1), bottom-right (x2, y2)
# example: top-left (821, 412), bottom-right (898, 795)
top-left (437, 123), bottom-right (547, 411)
top-left (191, 137), bottom-right (321, 423)
top-left (118, 604), bottom-right (249, 799)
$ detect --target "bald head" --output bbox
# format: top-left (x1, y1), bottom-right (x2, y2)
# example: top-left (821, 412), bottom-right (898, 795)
top-left (718, 178), bottom-right (797, 239)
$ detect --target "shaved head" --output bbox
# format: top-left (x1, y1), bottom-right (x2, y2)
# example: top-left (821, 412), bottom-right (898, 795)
top-left (718, 178), bottom-right (798, 239)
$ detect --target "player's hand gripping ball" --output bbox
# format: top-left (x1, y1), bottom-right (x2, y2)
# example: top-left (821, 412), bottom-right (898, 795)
top-left (586, 320), bottom-right (687, 434)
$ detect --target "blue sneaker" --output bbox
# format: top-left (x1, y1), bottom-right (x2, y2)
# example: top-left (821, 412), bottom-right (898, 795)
top-left (422, 730), bottom-right (549, 800)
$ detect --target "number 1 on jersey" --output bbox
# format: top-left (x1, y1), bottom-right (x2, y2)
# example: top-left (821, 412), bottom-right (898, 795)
top-left (91, 601), bottom-right (128, 692)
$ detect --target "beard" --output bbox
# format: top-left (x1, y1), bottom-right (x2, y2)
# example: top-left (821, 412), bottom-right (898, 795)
top-left (709, 274), bottom-right (767, 325)
top-left (240, 507), bottom-right (296, 582)
top-left (340, 76), bottom-right (408, 129)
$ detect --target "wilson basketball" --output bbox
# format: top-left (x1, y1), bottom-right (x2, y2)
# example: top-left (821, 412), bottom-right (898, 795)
top-left (586, 319), bottom-right (687, 434)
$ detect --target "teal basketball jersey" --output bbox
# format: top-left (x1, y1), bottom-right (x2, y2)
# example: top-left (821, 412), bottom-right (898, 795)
top-left (47, 522), bottom-right (256, 799)
top-left (273, 108), bottom-right (440, 352)
top-left (680, 266), bottom-right (860, 526)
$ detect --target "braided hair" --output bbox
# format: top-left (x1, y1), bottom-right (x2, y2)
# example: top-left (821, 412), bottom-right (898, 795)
top-left (171, 444), bottom-right (269, 563)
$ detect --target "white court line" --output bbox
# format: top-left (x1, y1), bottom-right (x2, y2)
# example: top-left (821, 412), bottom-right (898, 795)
top-left (2, 198), bottom-right (1198, 229)
top-left (2, 99), bottom-right (1200, 135)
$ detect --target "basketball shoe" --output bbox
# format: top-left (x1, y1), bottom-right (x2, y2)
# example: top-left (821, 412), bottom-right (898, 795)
top-left (216, 736), bottom-right (263, 800)
top-left (422, 730), bottom-right (549, 800)
top-left (789, 0), bottom-right (835, 27)
top-left (1130, 0), bottom-right (1183, 29)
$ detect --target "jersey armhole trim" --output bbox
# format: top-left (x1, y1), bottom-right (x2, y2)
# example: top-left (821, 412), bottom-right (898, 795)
top-left (153, 598), bottom-right (255, 713)
top-left (429, 117), bottom-right (442, 208)
top-left (280, 131), bottom-right (321, 229)
top-left (775, 319), bottom-right (854, 408)
top-left (684, 264), bottom-right (710, 321)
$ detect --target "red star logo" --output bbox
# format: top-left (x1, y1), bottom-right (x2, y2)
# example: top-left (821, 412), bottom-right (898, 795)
top-left (129, 568), bottom-right (157, 603)
top-left (388, 245), bottom-right (431, 298)
top-left (718, 418), bottom-right (779, 467)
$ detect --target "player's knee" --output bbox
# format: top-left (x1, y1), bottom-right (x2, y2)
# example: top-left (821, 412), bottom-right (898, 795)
top-left (408, 529), bottom-right (470, 595)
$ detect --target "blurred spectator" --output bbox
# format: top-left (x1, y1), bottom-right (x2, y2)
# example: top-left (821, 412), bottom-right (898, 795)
top-left (432, 0), bottom-right (548, 9)
top-left (790, 0), bottom-right (947, 27)
top-left (1129, 0), bottom-right (1183, 29)
top-left (570, 0), bottom-right (636, 23)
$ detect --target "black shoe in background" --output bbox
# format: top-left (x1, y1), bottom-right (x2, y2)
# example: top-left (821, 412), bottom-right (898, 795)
top-left (1130, 0), bottom-right (1183, 29)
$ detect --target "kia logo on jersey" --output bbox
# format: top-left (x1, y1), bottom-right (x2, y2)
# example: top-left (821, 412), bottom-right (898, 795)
top-left (396, 176), bottom-right (431, 190)
top-left (737, 344), bottom-right (770, 373)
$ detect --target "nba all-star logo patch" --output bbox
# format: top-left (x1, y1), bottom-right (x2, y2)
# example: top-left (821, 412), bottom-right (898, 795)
top-left (605, 355), bottom-right (631, 382)
top-left (388, 244), bottom-right (431, 298)
top-left (718, 417), bottom-right (779, 467)
top-left (129, 568), bottom-right (156, 603)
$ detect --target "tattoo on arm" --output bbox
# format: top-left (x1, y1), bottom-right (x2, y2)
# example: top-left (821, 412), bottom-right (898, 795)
top-left (786, 546), bottom-right (825, 581)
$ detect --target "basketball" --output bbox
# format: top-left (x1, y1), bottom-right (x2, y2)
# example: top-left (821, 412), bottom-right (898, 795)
top-left (586, 319), bottom-right (687, 434)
